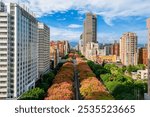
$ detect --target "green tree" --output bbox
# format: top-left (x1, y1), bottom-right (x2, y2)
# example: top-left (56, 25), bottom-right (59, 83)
top-left (19, 88), bottom-right (45, 100)
top-left (37, 72), bottom-right (55, 91)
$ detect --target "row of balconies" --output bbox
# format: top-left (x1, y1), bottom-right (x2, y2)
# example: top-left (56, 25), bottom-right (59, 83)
top-left (0, 78), bottom-right (7, 82)
top-left (0, 82), bottom-right (7, 87)
top-left (0, 94), bottom-right (7, 98)
top-left (0, 51), bottom-right (7, 54)
top-left (0, 72), bottom-right (7, 76)
top-left (0, 67), bottom-right (7, 70)
top-left (0, 38), bottom-right (7, 42)
top-left (0, 88), bottom-right (7, 92)
top-left (0, 34), bottom-right (7, 38)
top-left (0, 29), bottom-right (7, 32)
top-left (0, 23), bottom-right (7, 27)
top-left (0, 18), bottom-right (7, 21)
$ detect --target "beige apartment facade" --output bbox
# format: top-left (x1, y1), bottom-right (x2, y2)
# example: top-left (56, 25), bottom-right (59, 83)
top-left (120, 32), bottom-right (137, 66)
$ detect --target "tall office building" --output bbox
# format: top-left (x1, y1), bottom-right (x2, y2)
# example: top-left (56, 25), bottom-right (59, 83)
top-left (146, 18), bottom-right (150, 97)
top-left (37, 22), bottom-right (50, 78)
top-left (83, 13), bottom-right (97, 55)
top-left (120, 32), bottom-right (137, 66)
top-left (0, 2), bottom-right (38, 99)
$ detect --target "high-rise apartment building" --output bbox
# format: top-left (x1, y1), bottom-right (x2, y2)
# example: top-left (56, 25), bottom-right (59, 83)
top-left (120, 32), bottom-right (137, 66)
top-left (0, 2), bottom-right (10, 99)
top-left (37, 22), bottom-right (50, 78)
top-left (83, 13), bottom-right (97, 55)
top-left (0, 2), bottom-right (38, 99)
top-left (146, 18), bottom-right (150, 97)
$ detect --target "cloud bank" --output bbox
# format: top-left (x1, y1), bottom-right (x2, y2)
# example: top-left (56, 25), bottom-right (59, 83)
top-left (3, 0), bottom-right (149, 43)
top-left (3, 0), bottom-right (150, 25)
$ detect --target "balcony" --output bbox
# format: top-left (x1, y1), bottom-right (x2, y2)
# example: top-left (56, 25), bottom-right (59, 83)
top-left (0, 56), bottom-right (7, 59)
top-left (0, 66), bottom-right (7, 70)
top-left (0, 18), bottom-right (7, 22)
top-left (0, 67), bottom-right (7, 70)
top-left (0, 46), bottom-right (7, 49)
top-left (0, 35), bottom-right (7, 38)
top-left (0, 78), bottom-right (7, 82)
top-left (0, 28), bottom-right (7, 32)
top-left (0, 72), bottom-right (7, 76)
top-left (0, 39), bottom-right (7, 43)
top-left (0, 23), bottom-right (7, 27)
top-left (0, 82), bottom-right (7, 87)
top-left (0, 94), bottom-right (7, 98)
top-left (0, 88), bottom-right (7, 92)
top-left (0, 51), bottom-right (7, 54)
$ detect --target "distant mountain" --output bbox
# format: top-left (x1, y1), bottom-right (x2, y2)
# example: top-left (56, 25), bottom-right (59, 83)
top-left (137, 44), bottom-right (145, 48)
top-left (69, 42), bottom-right (146, 48)
top-left (70, 41), bottom-right (78, 47)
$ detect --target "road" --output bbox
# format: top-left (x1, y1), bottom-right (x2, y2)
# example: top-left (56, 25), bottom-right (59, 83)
top-left (73, 59), bottom-right (81, 100)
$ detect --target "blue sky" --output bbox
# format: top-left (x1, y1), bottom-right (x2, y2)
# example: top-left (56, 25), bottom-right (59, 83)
top-left (4, 0), bottom-right (150, 44)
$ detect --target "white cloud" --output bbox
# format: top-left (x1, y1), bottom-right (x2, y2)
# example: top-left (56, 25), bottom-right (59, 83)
top-left (3, 0), bottom-right (150, 25)
top-left (2, 0), bottom-right (149, 44)
top-left (68, 24), bottom-right (82, 28)
top-left (50, 26), bottom-right (81, 41)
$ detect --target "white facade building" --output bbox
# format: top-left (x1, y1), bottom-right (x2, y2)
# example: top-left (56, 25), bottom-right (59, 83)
top-left (0, 2), bottom-right (38, 99)
top-left (85, 42), bottom-right (99, 60)
top-left (131, 69), bottom-right (148, 80)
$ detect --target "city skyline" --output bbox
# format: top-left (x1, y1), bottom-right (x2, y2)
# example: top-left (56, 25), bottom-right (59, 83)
top-left (3, 0), bottom-right (150, 44)
top-left (0, 1), bottom-right (150, 100)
